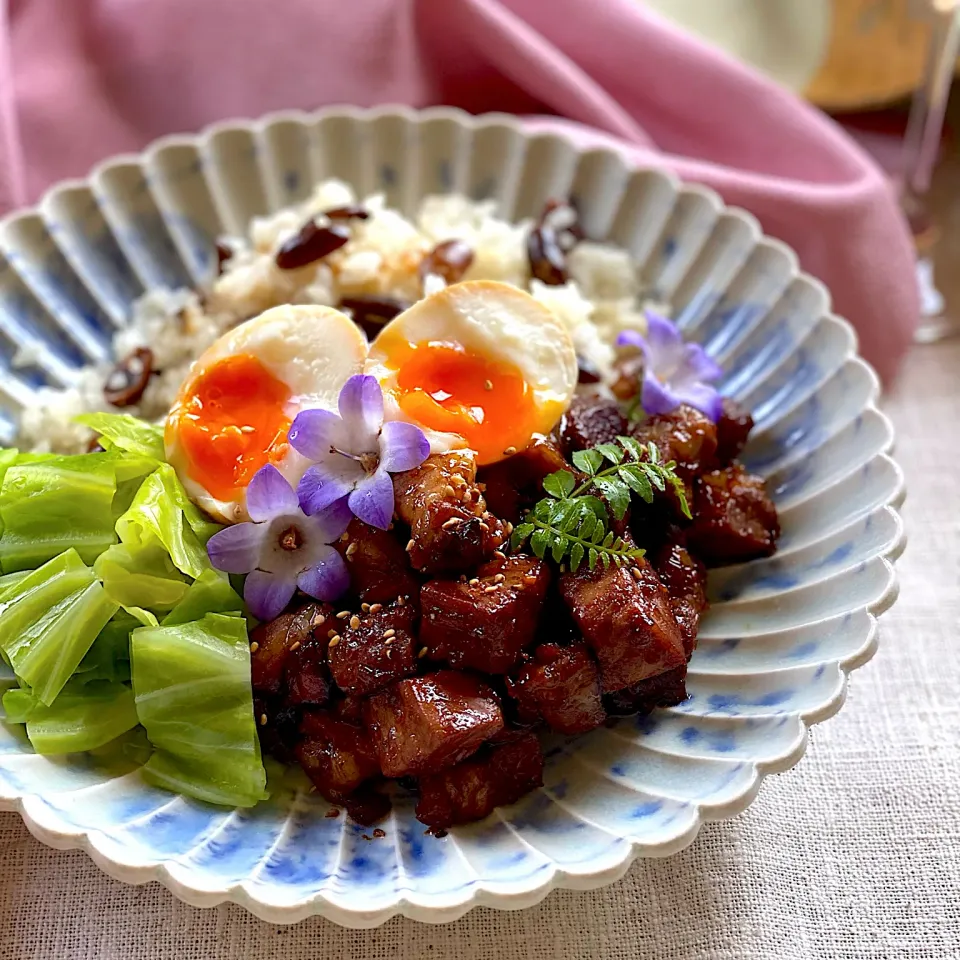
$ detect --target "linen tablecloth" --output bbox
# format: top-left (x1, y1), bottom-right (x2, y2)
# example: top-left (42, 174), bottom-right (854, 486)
top-left (0, 340), bottom-right (957, 958)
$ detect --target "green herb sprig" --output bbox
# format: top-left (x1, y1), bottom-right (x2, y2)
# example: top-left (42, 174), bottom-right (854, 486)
top-left (511, 436), bottom-right (690, 573)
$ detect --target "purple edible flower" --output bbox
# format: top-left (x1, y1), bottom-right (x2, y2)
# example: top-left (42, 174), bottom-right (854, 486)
top-left (617, 313), bottom-right (723, 422)
top-left (289, 374), bottom-right (430, 530)
top-left (206, 464), bottom-right (351, 621)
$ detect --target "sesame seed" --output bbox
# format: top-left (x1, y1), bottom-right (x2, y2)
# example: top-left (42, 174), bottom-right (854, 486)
top-left (504, 521), bottom-right (514, 535)
top-left (339, 532), bottom-right (350, 542)
top-left (503, 446), bottom-right (517, 456)
top-left (345, 543), bottom-right (358, 559)
top-left (349, 615), bottom-right (361, 630)
top-left (494, 551), bottom-right (507, 561)
top-left (289, 641), bottom-right (301, 652)
top-left (523, 574), bottom-right (539, 584)
top-left (384, 637), bottom-right (394, 646)
top-left (406, 539), bottom-right (415, 552)
top-left (259, 713), bottom-right (268, 726)
top-left (336, 610), bottom-right (351, 619)
top-left (239, 425), bottom-right (255, 434)
top-left (469, 578), bottom-right (480, 586)
top-left (312, 614), bottom-right (326, 627)
top-left (484, 379), bottom-right (493, 391)
top-left (249, 641), bottom-right (259, 653)
top-left (479, 521), bottom-right (489, 532)
top-left (442, 517), bottom-right (462, 530)
top-left (328, 636), bottom-right (341, 648)
top-left (327, 629), bottom-right (337, 639)
top-left (443, 485), bottom-right (456, 498)
top-left (631, 567), bottom-right (643, 582)
top-left (418, 646), bottom-right (429, 658)
top-left (369, 603), bottom-right (383, 613)
top-left (397, 595), bottom-right (406, 606)
top-left (494, 573), bottom-right (506, 583)
top-left (325, 808), bottom-right (340, 819)
top-left (383, 629), bottom-right (396, 639)
top-left (484, 585), bottom-right (498, 594)
top-left (386, 648), bottom-right (393, 659)
top-left (361, 603), bottom-right (371, 612)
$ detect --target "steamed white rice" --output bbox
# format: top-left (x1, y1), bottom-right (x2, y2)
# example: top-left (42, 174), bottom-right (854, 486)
top-left (17, 180), bottom-right (653, 454)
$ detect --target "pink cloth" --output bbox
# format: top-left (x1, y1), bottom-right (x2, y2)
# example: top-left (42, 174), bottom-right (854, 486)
top-left (0, 0), bottom-right (918, 380)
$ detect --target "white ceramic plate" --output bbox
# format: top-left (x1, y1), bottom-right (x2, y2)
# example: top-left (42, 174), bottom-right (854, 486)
top-left (0, 107), bottom-right (904, 927)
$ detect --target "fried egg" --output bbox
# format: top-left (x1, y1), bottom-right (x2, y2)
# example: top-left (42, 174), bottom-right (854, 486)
top-left (165, 304), bottom-right (366, 523)
top-left (365, 280), bottom-right (578, 465)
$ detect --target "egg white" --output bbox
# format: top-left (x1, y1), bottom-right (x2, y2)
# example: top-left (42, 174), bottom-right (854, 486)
top-left (364, 280), bottom-right (578, 461)
top-left (166, 304), bottom-right (367, 523)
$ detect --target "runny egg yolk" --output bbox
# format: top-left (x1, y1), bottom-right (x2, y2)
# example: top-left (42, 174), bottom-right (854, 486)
top-left (168, 354), bottom-right (291, 503)
top-left (393, 341), bottom-right (538, 465)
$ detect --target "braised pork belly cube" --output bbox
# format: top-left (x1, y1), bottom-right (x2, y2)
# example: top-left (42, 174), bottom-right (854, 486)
top-left (253, 696), bottom-right (301, 764)
top-left (420, 555), bottom-right (551, 674)
top-left (715, 397), bottom-right (754, 465)
top-left (688, 464), bottom-right (780, 565)
top-left (653, 537), bottom-right (708, 658)
top-left (603, 665), bottom-right (689, 716)
top-left (559, 395), bottom-right (628, 454)
top-left (284, 637), bottom-right (332, 706)
top-left (363, 671), bottom-right (504, 778)
top-left (393, 452), bottom-right (507, 575)
top-left (344, 786), bottom-right (392, 825)
top-left (250, 601), bottom-right (329, 695)
top-left (334, 518), bottom-right (420, 606)
top-left (327, 600), bottom-right (417, 696)
top-left (631, 404), bottom-right (719, 512)
top-left (560, 551), bottom-right (686, 693)
top-left (479, 436), bottom-right (571, 524)
top-left (295, 711), bottom-right (381, 803)
top-left (507, 642), bottom-right (605, 734)
top-left (415, 731), bottom-right (544, 829)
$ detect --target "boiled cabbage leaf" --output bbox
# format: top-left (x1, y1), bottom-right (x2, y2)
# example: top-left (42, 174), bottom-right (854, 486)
top-left (131, 613), bottom-right (267, 807)
top-left (0, 550), bottom-right (119, 704)
top-left (115, 464), bottom-right (220, 581)
top-left (74, 412), bottom-right (165, 461)
top-left (2, 679), bottom-right (138, 754)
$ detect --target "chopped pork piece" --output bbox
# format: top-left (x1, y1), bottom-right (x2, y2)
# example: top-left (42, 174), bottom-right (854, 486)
top-left (603, 665), bottom-right (689, 716)
top-left (507, 642), bottom-right (605, 734)
top-left (479, 436), bottom-right (571, 524)
top-left (688, 464), bottom-right (780, 565)
top-left (250, 601), bottom-right (328, 695)
top-left (419, 555), bottom-right (551, 674)
top-left (327, 600), bottom-right (418, 696)
top-left (653, 536), bottom-right (708, 657)
top-left (415, 731), bottom-right (544, 829)
top-left (393, 452), bottom-right (507, 575)
top-left (715, 397), bottom-right (754, 465)
top-left (363, 671), bottom-right (504, 778)
top-left (560, 550), bottom-right (686, 692)
top-left (559, 395), bottom-right (628, 454)
top-left (333, 518), bottom-right (420, 606)
top-left (296, 711), bottom-right (381, 802)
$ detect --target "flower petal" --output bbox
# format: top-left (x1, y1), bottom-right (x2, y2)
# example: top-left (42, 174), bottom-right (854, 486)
top-left (245, 463), bottom-right (298, 522)
top-left (379, 420), bottom-right (430, 473)
top-left (615, 329), bottom-right (645, 350)
top-left (338, 374), bottom-right (384, 441)
top-left (641, 373), bottom-right (682, 416)
top-left (347, 468), bottom-right (394, 530)
top-left (672, 381), bottom-right (723, 422)
top-left (296, 547), bottom-right (350, 602)
top-left (642, 312), bottom-right (686, 377)
top-left (288, 407), bottom-right (347, 461)
top-left (308, 499), bottom-right (353, 543)
top-left (244, 569), bottom-right (297, 621)
top-left (297, 462), bottom-right (362, 516)
top-left (679, 342), bottom-right (723, 384)
top-left (206, 522), bottom-right (266, 574)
